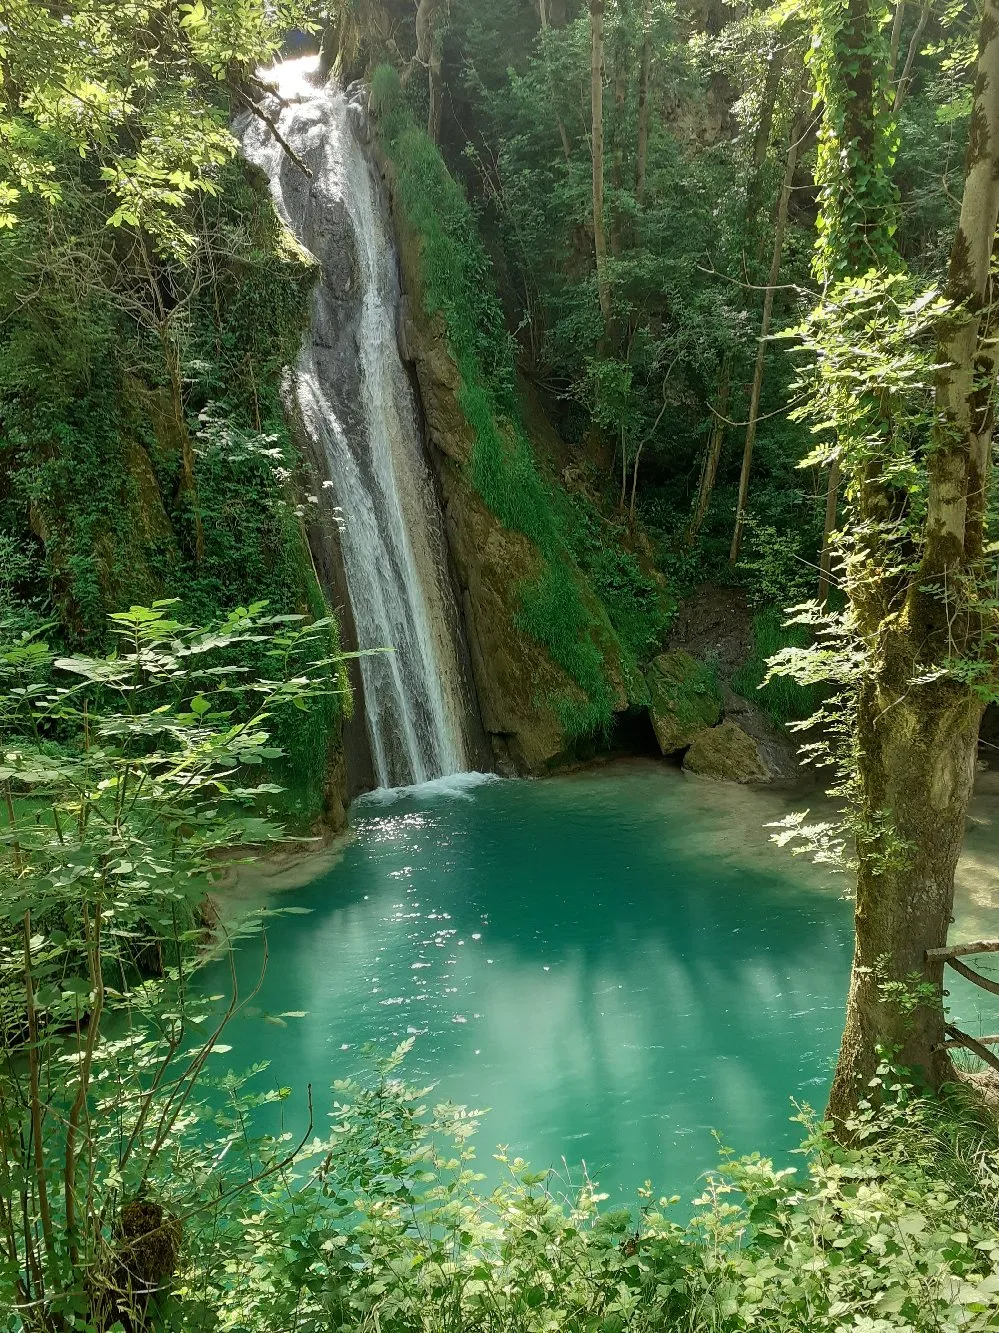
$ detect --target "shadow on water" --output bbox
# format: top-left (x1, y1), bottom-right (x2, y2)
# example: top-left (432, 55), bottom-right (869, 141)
top-left (200, 760), bottom-right (999, 1200)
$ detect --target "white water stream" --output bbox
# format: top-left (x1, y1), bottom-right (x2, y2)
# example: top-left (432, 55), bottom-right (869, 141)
top-left (238, 58), bottom-right (470, 789)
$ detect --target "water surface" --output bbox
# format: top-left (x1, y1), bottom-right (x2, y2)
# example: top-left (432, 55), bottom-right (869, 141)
top-left (204, 761), bottom-right (999, 1201)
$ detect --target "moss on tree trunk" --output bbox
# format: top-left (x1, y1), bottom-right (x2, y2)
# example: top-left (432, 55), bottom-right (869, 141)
top-left (829, 663), bottom-right (982, 1116)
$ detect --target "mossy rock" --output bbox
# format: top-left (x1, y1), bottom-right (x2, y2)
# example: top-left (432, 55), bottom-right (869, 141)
top-left (646, 650), bottom-right (721, 755)
top-left (682, 720), bottom-right (771, 783)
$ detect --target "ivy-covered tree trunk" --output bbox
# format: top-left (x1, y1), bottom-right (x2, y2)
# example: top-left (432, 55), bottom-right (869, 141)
top-left (829, 677), bottom-right (984, 1112)
top-left (828, 0), bottom-right (999, 1117)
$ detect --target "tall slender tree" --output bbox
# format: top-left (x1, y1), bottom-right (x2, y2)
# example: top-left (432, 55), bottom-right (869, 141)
top-left (635, 0), bottom-right (654, 205)
top-left (590, 0), bottom-right (613, 332)
top-left (730, 77), bottom-right (809, 564)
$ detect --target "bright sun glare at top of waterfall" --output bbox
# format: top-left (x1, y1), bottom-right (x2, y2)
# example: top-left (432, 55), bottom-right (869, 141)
top-left (268, 53), bottom-right (322, 99)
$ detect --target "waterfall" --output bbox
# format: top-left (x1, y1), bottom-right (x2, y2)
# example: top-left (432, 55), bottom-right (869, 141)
top-left (238, 58), bottom-right (472, 790)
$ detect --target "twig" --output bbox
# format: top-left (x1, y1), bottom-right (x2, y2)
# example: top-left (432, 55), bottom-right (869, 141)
top-left (23, 915), bottom-right (57, 1269)
top-left (942, 1024), bottom-right (999, 1075)
top-left (230, 86), bottom-right (313, 179)
top-left (942, 957), bottom-right (999, 998)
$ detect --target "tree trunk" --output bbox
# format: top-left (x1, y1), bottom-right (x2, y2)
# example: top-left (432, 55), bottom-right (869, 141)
top-left (590, 0), bottom-right (612, 332)
top-left (547, 0), bottom-right (568, 24)
top-left (428, 52), bottom-right (443, 140)
top-left (829, 0), bottom-right (999, 1119)
top-left (817, 459), bottom-right (840, 604)
top-left (745, 50), bottom-right (784, 225)
top-left (538, 0), bottom-right (573, 160)
top-left (137, 237), bottom-right (203, 562)
top-left (729, 94), bottom-right (805, 564)
top-left (828, 680), bottom-right (983, 1118)
top-left (893, 2), bottom-right (930, 110)
top-left (688, 359), bottom-right (730, 543)
top-left (160, 325), bottom-right (204, 563)
top-left (888, 0), bottom-right (906, 75)
top-left (635, 0), bottom-right (652, 205)
top-left (610, 26), bottom-right (628, 256)
top-left (415, 0), bottom-right (445, 140)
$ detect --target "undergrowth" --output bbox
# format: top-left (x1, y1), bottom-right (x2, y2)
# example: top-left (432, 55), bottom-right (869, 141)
top-left (200, 1053), bottom-right (999, 1333)
top-left (560, 490), bottom-right (673, 664)
top-left (732, 609), bottom-right (825, 727)
top-left (0, 153), bottom-right (345, 825)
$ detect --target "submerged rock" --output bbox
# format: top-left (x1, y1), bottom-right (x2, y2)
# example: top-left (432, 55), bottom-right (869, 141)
top-left (682, 720), bottom-right (771, 783)
top-left (646, 650), bottom-right (722, 755)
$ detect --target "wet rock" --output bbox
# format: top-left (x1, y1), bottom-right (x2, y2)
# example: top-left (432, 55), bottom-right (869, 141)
top-left (720, 685), bottom-right (799, 782)
top-left (383, 158), bottom-right (629, 773)
top-left (683, 720), bottom-right (771, 783)
top-left (646, 650), bottom-right (722, 755)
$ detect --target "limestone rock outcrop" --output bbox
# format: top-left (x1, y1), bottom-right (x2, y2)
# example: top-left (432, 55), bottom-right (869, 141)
top-left (719, 685), bottom-right (800, 782)
top-left (385, 162), bottom-right (627, 774)
top-left (682, 720), bottom-right (771, 783)
top-left (646, 650), bottom-right (722, 755)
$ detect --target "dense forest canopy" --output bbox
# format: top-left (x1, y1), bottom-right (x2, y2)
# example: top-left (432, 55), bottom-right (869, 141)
top-left (4, 0), bottom-right (999, 1329)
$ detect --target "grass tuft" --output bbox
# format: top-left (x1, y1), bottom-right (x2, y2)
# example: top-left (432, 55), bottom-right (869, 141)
top-left (732, 609), bottom-right (825, 726)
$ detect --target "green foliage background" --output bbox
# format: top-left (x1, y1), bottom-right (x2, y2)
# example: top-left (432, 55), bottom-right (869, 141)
top-left (0, 150), bottom-right (345, 823)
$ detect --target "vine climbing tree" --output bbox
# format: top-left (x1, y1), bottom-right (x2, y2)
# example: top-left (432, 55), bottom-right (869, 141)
top-left (777, 0), bottom-right (999, 1118)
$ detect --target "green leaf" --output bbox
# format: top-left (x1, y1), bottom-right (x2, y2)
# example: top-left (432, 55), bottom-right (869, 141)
top-left (179, 1), bottom-right (208, 28)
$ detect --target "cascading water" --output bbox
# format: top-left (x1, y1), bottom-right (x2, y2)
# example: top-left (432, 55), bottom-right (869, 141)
top-left (238, 58), bottom-right (472, 790)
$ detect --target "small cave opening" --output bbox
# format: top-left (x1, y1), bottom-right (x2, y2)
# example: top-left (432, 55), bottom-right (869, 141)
top-left (569, 706), bottom-right (665, 767)
top-left (609, 706), bottom-right (663, 759)
top-left (282, 29), bottom-right (320, 57)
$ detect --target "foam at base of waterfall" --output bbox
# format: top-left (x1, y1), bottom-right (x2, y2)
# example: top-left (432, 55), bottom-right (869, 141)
top-left (356, 772), bottom-right (504, 807)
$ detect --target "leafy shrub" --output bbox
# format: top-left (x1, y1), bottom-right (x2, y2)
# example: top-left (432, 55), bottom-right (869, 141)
top-left (561, 492), bottom-right (673, 664)
top-left (204, 1058), bottom-right (999, 1333)
top-left (370, 62), bottom-right (403, 119)
top-left (733, 609), bottom-right (826, 727)
top-left (0, 603), bottom-right (347, 1329)
top-left (738, 519), bottom-right (819, 610)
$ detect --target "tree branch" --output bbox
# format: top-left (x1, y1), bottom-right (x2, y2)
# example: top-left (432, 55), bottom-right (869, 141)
top-left (230, 85), bottom-right (313, 179)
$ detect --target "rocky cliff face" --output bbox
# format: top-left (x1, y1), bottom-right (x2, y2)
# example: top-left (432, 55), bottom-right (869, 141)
top-left (386, 179), bottom-right (616, 774)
